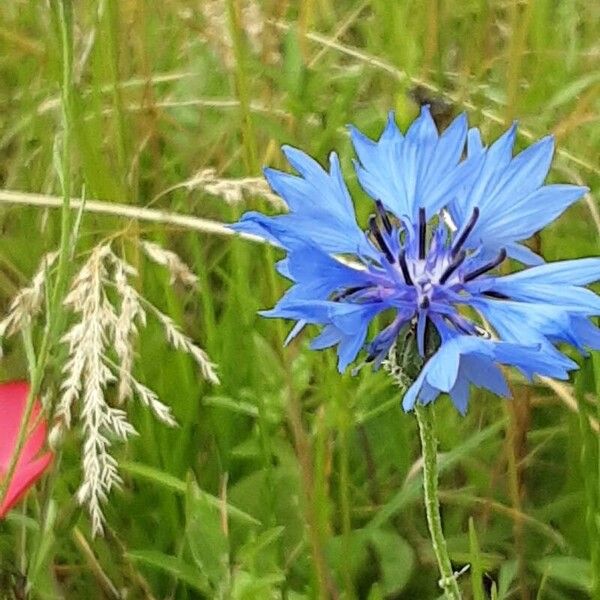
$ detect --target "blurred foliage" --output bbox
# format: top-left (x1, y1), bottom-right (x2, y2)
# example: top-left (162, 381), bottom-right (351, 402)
top-left (0, 0), bottom-right (599, 598)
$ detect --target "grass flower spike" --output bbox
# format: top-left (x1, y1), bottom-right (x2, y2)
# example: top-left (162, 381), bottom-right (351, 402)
top-left (232, 108), bottom-right (598, 414)
top-left (0, 381), bottom-right (53, 518)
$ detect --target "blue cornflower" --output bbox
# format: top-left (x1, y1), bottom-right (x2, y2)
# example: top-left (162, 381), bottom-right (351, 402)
top-left (232, 107), bottom-right (600, 414)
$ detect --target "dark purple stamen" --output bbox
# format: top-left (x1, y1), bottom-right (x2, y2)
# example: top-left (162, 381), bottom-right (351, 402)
top-left (439, 250), bottom-right (467, 285)
top-left (483, 290), bottom-right (509, 300)
top-left (418, 207), bottom-right (426, 260)
top-left (420, 296), bottom-right (430, 309)
top-left (451, 207), bottom-right (479, 257)
top-left (331, 286), bottom-right (365, 301)
top-left (446, 314), bottom-right (475, 336)
top-left (399, 250), bottom-right (413, 285)
top-left (368, 215), bottom-right (396, 264)
top-left (463, 248), bottom-right (507, 282)
top-left (375, 200), bottom-right (393, 234)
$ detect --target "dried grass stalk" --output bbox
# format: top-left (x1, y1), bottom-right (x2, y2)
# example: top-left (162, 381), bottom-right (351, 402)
top-left (56, 241), bottom-right (218, 534)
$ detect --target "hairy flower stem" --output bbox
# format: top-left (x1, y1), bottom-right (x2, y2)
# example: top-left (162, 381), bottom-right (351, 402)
top-left (414, 403), bottom-right (462, 600)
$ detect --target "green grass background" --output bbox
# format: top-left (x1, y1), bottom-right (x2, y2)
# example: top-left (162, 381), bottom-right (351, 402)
top-left (0, 0), bottom-right (599, 598)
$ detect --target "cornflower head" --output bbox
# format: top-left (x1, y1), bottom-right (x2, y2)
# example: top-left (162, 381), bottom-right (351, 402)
top-left (232, 108), bottom-right (599, 414)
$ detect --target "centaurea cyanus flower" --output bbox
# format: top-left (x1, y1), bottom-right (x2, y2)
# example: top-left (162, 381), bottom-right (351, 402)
top-left (232, 108), bottom-right (599, 414)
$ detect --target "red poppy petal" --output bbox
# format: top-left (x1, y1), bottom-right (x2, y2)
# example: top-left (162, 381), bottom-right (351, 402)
top-left (0, 381), bottom-right (32, 465)
top-left (19, 415), bottom-right (48, 465)
top-left (0, 452), bottom-right (53, 518)
top-left (0, 381), bottom-right (47, 469)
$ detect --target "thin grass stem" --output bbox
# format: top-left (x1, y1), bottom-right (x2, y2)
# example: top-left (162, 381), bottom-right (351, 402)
top-left (226, 0), bottom-right (259, 173)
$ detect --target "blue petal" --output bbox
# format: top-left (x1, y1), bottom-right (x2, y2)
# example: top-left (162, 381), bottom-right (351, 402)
top-left (479, 184), bottom-right (588, 242)
top-left (416, 310), bottom-right (428, 357)
top-left (309, 323), bottom-right (369, 372)
top-left (351, 115), bottom-right (407, 220)
top-left (281, 147), bottom-right (354, 216)
top-left (462, 355), bottom-right (511, 398)
top-left (258, 149), bottom-right (375, 256)
top-left (260, 299), bottom-right (333, 324)
top-left (448, 373), bottom-right (470, 415)
top-left (426, 148), bottom-right (485, 217)
top-left (427, 113), bottom-right (468, 176)
top-left (284, 320), bottom-right (306, 345)
top-left (492, 135), bottom-right (554, 200)
top-left (499, 257), bottom-right (600, 286)
top-left (230, 212), bottom-right (284, 247)
top-left (481, 282), bottom-right (600, 314)
top-left (425, 342), bottom-right (461, 393)
top-left (491, 342), bottom-right (575, 380)
top-left (276, 258), bottom-right (291, 278)
top-left (366, 311), bottom-right (413, 367)
top-left (351, 107), bottom-right (469, 225)
top-left (460, 123), bottom-right (517, 218)
top-left (283, 243), bottom-right (377, 300)
top-left (505, 243), bottom-right (544, 266)
top-left (570, 316), bottom-right (600, 350)
top-left (349, 112), bottom-right (402, 175)
top-left (467, 128), bottom-right (484, 156)
top-left (310, 324), bottom-right (342, 350)
top-left (450, 122), bottom-right (587, 251)
top-left (329, 303), bottom-right (384, 335)
top-left (263, 298), bottom-right (386, 372)
top-left (402, 371), bottom-right (425, 411)
top-left (337, 326), bottom-right (369, 372)
top-left (402, 335), bottom-right (576, 412)
top-left (233, 211), bottom-right (375, 258)
top-left (405, 105), bottom-right (439, 147)
top-left (472, 298), bottom-right (583, 365)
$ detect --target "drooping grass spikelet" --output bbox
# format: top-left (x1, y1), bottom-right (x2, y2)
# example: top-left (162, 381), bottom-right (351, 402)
top-left (0, 251), bottom-right (59, 339)
top-left (199, 0), bottom-right (278, 69)
top-left (154, 310), bottom-right (220, 385)
top-left (111, 254), bottom-right (146, 402)
top-left (56, 241), bottom-right (217, 534)
top-left (60, 245), bottom-right (128, 533)
top-left (141, 240), bottom-right (198, 287)
top-left (187, 168), bottom-right (283, 208)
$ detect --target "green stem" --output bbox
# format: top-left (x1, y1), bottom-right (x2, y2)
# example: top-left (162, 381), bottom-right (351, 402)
top-left (0, 0), bottom-right (74, 510)
top-left (414, 403), bottom-right (462, 600)
top-left (225, 0), bottom-right (259, 173)
top-left (338, 422), bottom-right (356, 599)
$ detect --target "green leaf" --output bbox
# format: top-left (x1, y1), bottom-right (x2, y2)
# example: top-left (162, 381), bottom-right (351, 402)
top-left (367, 583), bottom-right (385, 600)
top-left (282, 26), bottom-right (305, 102)
top-left (367, 529), bottom-right (415, 595)
top-left (496, 560), bottom-right (517, 600)
top-left (469, 517), bottom-right (485, 600)
top-left (127, 550), bottom-right (210, 593)
top-left (230, 570), bottom-right (286, 600)
top-left (204, 394), bottom-right (260, 418)
top-left (238, 526), bottom-right (285, 568)
top-left (545, 72), bottom-right (600, 110)
top-left (185, 478), bottom-right (230, 589)
top-left (325, 530), bottom-right (369, 584)
top-left (533, 556), bottom-right (592, 593)
top-left (121, 461), bottom-right (261, 526)
top-left (369, 419), bottom-right (506, 528)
